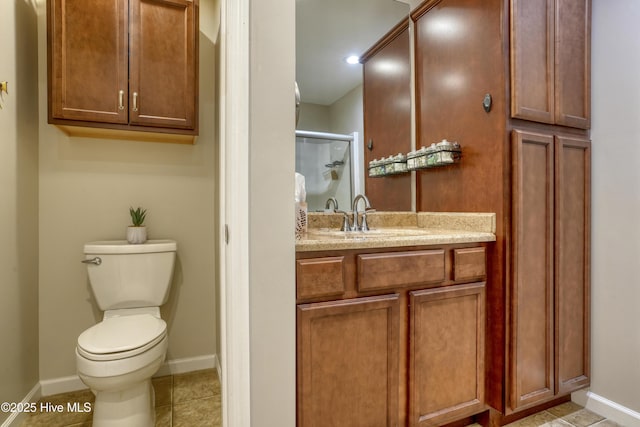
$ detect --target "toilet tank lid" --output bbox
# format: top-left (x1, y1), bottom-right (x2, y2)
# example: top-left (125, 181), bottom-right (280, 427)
top-left (84, 239), bottom-right (177, 254)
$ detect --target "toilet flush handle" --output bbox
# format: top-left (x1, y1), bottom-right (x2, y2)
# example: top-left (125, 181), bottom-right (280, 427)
top-left (81, 257), bottom-right (102, 266)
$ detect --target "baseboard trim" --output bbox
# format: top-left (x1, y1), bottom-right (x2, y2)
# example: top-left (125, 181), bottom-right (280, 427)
top-left (39, 375), bottom-right (86, 397)
top-left (573, 390), bottom-right (640, 427)
top-left (39, 354), bottom-right (218, 397)
top-left (155, 354), bottom-right (217, 377)
top-left (0, 382), bottom-right (41, 427)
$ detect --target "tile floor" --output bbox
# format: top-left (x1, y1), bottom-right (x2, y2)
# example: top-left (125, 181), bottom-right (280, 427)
top-left (503, 401), bottom-right (621, 427)
top-left (20, 375), bottom-right (621, 427)
top-left (20, 369), bottom-right (221, 427)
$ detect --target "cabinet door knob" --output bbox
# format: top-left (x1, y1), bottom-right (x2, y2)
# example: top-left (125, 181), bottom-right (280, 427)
top-left (118, 90), bottom-right (125, 110)
top-left (367, 139), bottom-right (374, 150)
top-left (132, 92), bottom-right (139, 112)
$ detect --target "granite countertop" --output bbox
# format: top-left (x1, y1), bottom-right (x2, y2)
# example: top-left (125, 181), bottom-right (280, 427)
top-left (296, 212), bottom-right (496, 252)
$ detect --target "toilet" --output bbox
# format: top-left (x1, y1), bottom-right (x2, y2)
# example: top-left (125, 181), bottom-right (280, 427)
top-left (76, 239), bottom-right (177, 427)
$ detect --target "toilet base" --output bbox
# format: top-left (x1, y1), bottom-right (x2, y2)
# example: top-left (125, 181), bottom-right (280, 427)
top-left (92, 379), bottom-right (155, 427)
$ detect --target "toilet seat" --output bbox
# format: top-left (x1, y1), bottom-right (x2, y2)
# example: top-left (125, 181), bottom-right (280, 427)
top-left (77, 314), bottom-right (167, 362)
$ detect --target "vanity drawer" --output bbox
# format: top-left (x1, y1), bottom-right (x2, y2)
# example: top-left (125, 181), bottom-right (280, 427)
top-left (453, 247), bottom-right (486, 281)
top-left (296, 256), bottom-right (346, 300)
top-left (357, 249), bottom-right (445, 292)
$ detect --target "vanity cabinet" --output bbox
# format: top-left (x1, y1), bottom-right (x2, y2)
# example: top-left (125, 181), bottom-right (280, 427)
top-left (297, 294), bottom-right (400, 427)
top-left (296, 244), bottom-right (488, 427)
top-left (361, 19), bottom-right (412, 211)
top-left (48, 0), bottom-right (198, 135)
top-left (411, 0), bottom-right (591, 422)
top-left (409, 283), bottom-right (485, 426)
top-left (510, 130), bottom-right (590, 410)
top-left (511, 0), bottom-right (591, 129)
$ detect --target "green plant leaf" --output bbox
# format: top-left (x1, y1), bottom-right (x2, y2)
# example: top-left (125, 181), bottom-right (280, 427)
top-left (129, 206), bottom-right (147, 226)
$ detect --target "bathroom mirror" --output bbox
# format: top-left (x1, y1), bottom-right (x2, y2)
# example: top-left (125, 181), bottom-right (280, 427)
top-left (295, 0), bottom-right (410, 212)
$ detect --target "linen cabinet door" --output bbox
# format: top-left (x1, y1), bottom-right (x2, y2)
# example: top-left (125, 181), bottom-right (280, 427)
top-left (510, 130), bottom-right (555, 410)
top-left (49, 0), bottom-right (128, 124)
top-left (297, 295), bottom-right (400, 427)
top-left (510, 0), bottom-right (555, 124)
top-left (510, 0), bottom-right (590, 129)
top-left (554, 0), bottom-right (591, 129)
top-left (555, 136), bottom-right (591, 394)
top-left (129, 0), bottom-right (198, 130)
top-left (409, 283), bottom-right (486, 427)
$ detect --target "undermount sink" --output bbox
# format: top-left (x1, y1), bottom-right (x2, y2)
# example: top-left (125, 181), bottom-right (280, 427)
top-left (306, 228), bottom-right (434, 240)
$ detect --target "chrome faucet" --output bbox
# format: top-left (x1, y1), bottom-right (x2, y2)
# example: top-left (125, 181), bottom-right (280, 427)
top-left (325, 197), bottom-right (350, 231)
top-left (351, 194), bottom-right (375, 231)
top-left (325, 197), bottom-right (339, 211)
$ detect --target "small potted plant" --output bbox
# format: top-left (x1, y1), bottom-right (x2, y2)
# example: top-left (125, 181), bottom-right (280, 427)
top-left (127, 206), bottom-right (147, 244)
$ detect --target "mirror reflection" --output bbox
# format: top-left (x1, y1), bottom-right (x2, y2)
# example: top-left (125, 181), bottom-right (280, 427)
top-left (295, 0), bottom-right (409, 212)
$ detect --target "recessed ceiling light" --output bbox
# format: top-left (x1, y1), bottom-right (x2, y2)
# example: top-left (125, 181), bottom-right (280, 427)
top-left (345, 55), bottom-right (360, 65)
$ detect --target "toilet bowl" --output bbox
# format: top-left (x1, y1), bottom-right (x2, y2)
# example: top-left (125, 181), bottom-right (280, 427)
top-left (76, 310), bottom-right (167, 427)
top-left (77, 240), bottom-right (177, 427)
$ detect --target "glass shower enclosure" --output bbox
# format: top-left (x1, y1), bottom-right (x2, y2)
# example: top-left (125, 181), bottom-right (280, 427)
top-left (295, 130), bottom-right (364, 212)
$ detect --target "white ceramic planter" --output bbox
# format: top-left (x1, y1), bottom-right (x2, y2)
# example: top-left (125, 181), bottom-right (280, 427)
top-left (127, 226), bottom-right (147, 244)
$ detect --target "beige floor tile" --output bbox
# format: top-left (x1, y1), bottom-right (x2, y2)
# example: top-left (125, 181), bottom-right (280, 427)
top-left (21, 390), bottom-right (94, 427)
top-left (591, 420), bottom-right (622, 427)
top-left (172, 396), bottom-right (220, 427)
top-left (547, 402), bottom-right (585, 418)
top-left (562, 409), bottom-right (606, 427)
top-left (505, 411), bottom-right (558, 427)
top-left (541, 419), bottom-right (574, 427)
top-left (155, 404), bottom-right (172, 427)
top-left (153, 375), bottom-right (173, 407)
top-left (173, 369), bottom-right (219, 403)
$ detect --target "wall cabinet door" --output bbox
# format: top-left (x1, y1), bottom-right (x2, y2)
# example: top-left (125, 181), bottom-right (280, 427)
top-left (511, 130), bottom-right (591, 411)
top-left (409, 283), bottom-right (486, 426)
top-left (48, 0), bottom-right (198, 133)
top-left (511, 0), bottom-right (591, 129)
top-left (362, 21), bottom-right (412, 211)
top-left (129, 0), bottom-right (197, 129)
top-left (49, 0), bottom-right (129, 124)
top-left (297, 294), bottom-right (400, 427)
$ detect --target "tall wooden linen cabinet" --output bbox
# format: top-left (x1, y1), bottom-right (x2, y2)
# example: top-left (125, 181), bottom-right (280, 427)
top-left (48, 0), bottom-right (199, 136)
top-left (409, 0), bottom-right (591, 421)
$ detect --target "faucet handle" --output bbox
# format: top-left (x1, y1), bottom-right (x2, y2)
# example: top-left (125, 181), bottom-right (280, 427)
top-left (361, 208), bottom-right (376, 231)
top-left (335, 210), bottom-right (351, 231)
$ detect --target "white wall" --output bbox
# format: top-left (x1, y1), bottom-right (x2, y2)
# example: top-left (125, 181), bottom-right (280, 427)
top-left (576, 0), bottom-right (640, 422)
top-left (0, 0), bottom-right (40, 422)
top-left (297, 102), bottom-right (330, 131)
top-left (248, 0), bottom-right (296, 425)
top-left (36, 1), bottom-right (219, 381)
top-left (330, 84), bottom-right (365, 201)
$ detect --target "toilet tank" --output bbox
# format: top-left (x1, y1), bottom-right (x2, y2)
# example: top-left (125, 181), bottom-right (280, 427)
top-left (83, 240), bottom-right (177, 311)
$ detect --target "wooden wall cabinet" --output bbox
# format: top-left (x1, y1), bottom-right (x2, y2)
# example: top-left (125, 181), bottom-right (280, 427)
top-left (511, 0), bottom-right (591, 129)
top-left (361, 19), bottom-right (412, 211)
top-left (296, 244), bottom-right (488, 427)
top-left (510, 130), bottom-right (591, 410)
top-left (48, 0), bottom-right (198, 135)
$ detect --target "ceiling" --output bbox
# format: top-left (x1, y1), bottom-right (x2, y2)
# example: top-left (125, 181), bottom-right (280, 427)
top-left (296, 0), bottom-right (410, 106)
